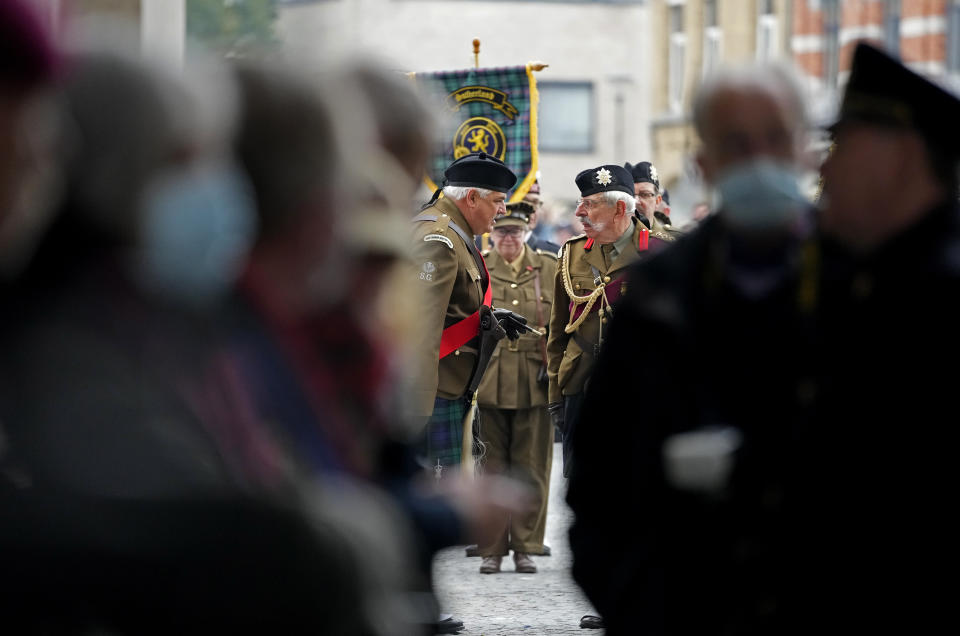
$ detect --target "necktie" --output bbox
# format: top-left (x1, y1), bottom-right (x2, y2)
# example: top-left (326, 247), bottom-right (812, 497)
top-left (601, 244), bottom-right (615, 271)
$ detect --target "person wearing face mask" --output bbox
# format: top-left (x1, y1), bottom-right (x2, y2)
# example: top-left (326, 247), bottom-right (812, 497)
top-left (566, 62), bottom-right (815, 634)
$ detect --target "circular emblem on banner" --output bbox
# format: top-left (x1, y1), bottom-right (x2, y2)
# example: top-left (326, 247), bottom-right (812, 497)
top-left (453, 117), bottom-right (506, 161)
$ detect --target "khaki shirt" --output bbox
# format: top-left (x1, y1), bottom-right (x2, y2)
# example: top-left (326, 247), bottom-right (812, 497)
top-left (409, 197), bottom-right (487, 416)
top-left (546, 218), bottom-right (652, 404)
top-left (476, 245), bottom-right (557, 409)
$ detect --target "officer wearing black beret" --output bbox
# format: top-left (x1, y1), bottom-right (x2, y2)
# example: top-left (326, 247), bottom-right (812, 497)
top-left (625, 160), bottom-right (683, 243)
top-left (544, 164), bottom-right (655, 478)
top-left (411, 152), bottom-right (530, 479)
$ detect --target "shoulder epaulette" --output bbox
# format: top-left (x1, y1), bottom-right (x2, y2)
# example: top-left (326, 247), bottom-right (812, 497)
top-left (650, 229), bottom-right (676, 242)
top-left (536, 248), bottom-right (558, 260)
top-left (414, 212), bottom-right (455, 250)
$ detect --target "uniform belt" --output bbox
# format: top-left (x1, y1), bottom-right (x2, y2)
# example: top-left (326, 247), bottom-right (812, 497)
top-left (572, 331), bottom-right (600, 358)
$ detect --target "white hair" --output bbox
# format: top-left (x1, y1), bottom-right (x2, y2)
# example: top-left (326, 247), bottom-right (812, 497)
top-left (603, 190), bottom-right (637, 213)
top-left (692, 62), bottom-right (808, 140)
top-left (443, 185), bottom-right (494, 201)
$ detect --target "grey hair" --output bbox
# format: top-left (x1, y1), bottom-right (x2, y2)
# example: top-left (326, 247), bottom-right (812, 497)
top-left (443, 185), bottom-right (494, 201)
top-left (603, 190), bottom-right (637, 213)
top-left (692, 62), bottom-right (808, 140)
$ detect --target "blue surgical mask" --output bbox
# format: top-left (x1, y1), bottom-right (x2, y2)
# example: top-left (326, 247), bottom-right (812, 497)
top-left (714, 160), bottom-right (808, 231)
top-left (134, 162), bottom-right (257, 305)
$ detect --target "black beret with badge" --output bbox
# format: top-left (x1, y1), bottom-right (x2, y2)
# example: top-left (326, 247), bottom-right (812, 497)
top-left (444, 152), bottom-right (517, 192)
top-left (624, 161), bottom-right (661, 191)
top-left (495, 201), bottom-right (534, 227)
top-left (575, 164), bottom-right (634, 197)
top-left (836, 42), bottom-right (960, 158)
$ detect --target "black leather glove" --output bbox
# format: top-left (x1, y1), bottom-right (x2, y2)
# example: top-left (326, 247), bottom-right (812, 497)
top-left (492, 308), bottom-right (528, 341)
top-left (548, 401), bottom-right (565, 436)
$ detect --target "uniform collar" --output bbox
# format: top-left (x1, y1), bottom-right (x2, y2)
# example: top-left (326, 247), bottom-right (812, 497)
top-left (433, 195), bottom-right (475, 239)
top-left (611, 221), bottom-right (635, 259)
top-left (507, 244), bottom-right (528, 275)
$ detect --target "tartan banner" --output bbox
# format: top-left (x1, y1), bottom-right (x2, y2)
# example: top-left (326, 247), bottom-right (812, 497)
top-left (412, 64), bottom-right (540, 203)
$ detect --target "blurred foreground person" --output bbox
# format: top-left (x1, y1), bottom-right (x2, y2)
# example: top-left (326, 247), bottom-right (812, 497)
top-left (474, 202), bottom-right (556, 575)
top-left (232, 63), bottom-right (529, 635)
top-left (0, 0), bottom-right (61, 278)
top-left (0, 38), bottom-right (371, 633)
top-left (567, 62), bottom-right (813, 634)
top-left (808, 42), bottom-right (960, 632)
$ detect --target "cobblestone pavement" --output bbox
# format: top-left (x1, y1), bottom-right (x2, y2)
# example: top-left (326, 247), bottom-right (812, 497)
top-left (432, 443), bottom-right (603, 635)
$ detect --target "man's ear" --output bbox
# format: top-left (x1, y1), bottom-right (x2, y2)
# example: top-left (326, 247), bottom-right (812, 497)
top-left (616, 200), bottom-right (627, 217)
top-left (467, 188), bottom-right (480, 206)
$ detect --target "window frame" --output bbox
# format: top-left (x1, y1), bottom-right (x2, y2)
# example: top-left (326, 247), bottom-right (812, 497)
top-left (536, 80), bottom-right (596, 154)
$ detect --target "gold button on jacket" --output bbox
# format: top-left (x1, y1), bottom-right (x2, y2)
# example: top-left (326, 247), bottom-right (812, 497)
top-left (410, 197), bottom-right (487, 417)
top-left (546, 220), bottom-right (655, 404)
top-left (476, 246), bottom-right (557, 409)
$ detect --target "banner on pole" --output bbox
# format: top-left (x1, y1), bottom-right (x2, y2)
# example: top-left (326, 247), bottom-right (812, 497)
top-left (412, 64), bottom-right (540, 203)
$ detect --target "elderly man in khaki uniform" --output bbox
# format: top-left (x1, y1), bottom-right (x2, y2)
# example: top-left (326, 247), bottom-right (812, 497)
top-left (547, 164), bottom-right (665, 480)
top-left (474, 201), bottom-right (557, 575)
top-left (411, 152), bottom-right (528, 479)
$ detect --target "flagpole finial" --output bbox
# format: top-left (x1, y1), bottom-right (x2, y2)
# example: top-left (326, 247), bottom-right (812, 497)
top-left (473, 39), bottom-right (480, 68)
top-left (529, 61), bottom-right (549, 72)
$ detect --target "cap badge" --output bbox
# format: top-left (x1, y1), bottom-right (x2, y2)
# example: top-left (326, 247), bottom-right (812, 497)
top-left (649, 165), bottom-right (659, 183)
top-left (596, 168), bottom-right (613, 186)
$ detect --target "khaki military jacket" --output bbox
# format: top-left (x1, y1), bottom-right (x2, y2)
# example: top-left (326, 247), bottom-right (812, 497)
top-left (409, 197), bottom-right (488, 417)
top-left (476, 245), bottom-right (557, 410)
top-left (546, 218), bottom-right (651, 404)
top-left (650, 215), bottom-right (685, 242)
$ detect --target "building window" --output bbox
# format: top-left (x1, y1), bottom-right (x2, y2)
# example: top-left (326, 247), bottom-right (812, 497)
top-left (669, 3), bottom-right (686, 112)
top-left (884, 0), bottom-right (901, 57)
top-left (823, 0), bottom-right (840, 89)
top-left (949, 0), bottom-right (960, 75)
top-left (538, 82), bottom-right (594, 153)
top-left (756, 0), bottom-right (777, 61)
top-left (702, 0), bottom-right (722, 77)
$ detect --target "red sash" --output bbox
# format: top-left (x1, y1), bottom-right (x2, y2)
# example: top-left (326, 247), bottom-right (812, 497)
top-left (439, 255), bottom-right (492, 358)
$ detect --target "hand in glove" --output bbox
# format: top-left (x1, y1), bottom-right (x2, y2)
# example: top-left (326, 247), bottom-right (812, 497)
top-left (492, 308), bottom-right (528, 341)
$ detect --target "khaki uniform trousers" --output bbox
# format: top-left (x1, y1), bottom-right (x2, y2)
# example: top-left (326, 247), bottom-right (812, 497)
top-left (476, 405), bottom-right (553, 556)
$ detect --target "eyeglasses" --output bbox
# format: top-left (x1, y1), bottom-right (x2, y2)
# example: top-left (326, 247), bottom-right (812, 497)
top-left (576, 197), bottom-right (605, 210)
top-left (636, 191), bottom-right (658, 200)
top-left (493, 226), bottom-right (524, 237)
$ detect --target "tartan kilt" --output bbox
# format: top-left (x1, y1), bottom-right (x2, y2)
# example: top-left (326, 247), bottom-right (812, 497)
top-left (424, 396), bottom-right (469, 469)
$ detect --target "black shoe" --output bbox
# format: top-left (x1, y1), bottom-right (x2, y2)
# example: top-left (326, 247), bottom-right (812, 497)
top-left (435, 614), bottom-right (464, 634)
top-left (536, 544), bottom-right (552, 556)
top-left (580, 614), bottom-right (604, 629)
top-left (465, 544), bottom-right (480, 557)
